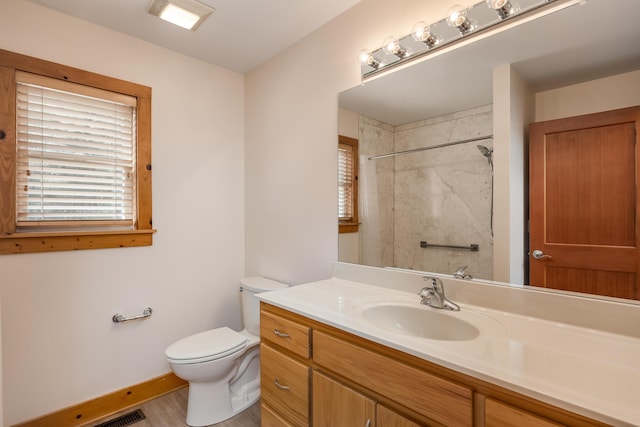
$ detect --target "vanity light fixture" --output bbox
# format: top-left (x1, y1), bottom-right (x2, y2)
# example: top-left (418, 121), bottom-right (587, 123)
top-left (147, 0), bottom-right (215, 31)
top-left (486, 0), bottom-right (520, 19)
top-left (382, 36), bottom-right (408, 58)
top-left (359, 0), bottom-right (586, 79)
top-left (446, 4), bottom-right (475, 35)
top-left (412, 21), bottom-right (440, 48)
top-left (359, 49), bottom-right (381, 69)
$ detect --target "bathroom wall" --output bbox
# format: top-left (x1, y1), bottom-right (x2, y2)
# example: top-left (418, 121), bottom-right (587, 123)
top-left (357, 106), bottom-right (494, 278)
top-left (245, 0), bottom-right (455, 285)
top-left (535, 69), bottom-right (640, 121)
top-left (0, 1), bottom-right (245, 425)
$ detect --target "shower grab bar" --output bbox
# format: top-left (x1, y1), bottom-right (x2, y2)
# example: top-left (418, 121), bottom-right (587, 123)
top-left (112, 307), bottom-right (153, 323)
top-left (420, 240), bottom-right (479, 252)
top-left (368, 135), bottom-right (493, 160)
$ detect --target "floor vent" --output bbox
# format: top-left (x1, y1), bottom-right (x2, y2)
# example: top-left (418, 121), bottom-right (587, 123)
top-left (94, 409), bottom-right (146, 427)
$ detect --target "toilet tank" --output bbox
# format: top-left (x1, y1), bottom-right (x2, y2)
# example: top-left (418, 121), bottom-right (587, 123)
top-left (240, 276), bottom-right (288, 335)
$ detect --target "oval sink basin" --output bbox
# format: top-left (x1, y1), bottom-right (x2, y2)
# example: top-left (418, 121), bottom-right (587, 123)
top-left (361, 304), bottom-right (480, 341)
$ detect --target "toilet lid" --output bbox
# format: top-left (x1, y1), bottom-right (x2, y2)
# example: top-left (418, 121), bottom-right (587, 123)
top-left (165, 327), bottom-right (248, 364)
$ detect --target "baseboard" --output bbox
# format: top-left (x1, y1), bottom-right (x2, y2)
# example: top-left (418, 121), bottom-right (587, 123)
top-left (12, 373), bottom-right (187, 427)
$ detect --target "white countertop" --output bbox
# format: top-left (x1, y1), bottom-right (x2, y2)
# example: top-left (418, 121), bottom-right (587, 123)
top-left (259, 275), bottom-right (640, 426)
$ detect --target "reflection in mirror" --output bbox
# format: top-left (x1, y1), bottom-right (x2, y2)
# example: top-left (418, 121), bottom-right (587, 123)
top-left (338, 0), bottom-right (640, 300)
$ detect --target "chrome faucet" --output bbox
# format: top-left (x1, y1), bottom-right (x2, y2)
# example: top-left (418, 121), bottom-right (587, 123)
top-left (418, 276), bottom-right (460, 311)
top-left (453, 265), bottom-right (472, 280)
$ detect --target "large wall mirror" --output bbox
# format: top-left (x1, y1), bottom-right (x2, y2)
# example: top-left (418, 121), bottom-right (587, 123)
top-left (338, 0), bottom-right (640, 301)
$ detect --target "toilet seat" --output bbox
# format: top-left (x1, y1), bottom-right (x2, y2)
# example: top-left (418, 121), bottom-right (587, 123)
top-left (166, 327), bottom-right (248, 365)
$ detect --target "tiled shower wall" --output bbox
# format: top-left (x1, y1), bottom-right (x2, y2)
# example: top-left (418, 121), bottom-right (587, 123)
top-left (359, 105), bottom-right (494, 280)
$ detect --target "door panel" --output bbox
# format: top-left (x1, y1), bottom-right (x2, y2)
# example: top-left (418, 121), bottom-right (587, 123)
top-left (529, 106), bottom-right (640, 300)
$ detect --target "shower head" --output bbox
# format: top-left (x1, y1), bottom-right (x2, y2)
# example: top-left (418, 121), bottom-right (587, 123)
top-left (477, 145), bottom-right (493, 169)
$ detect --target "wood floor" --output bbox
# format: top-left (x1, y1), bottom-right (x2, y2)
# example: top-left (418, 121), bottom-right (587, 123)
top-left (87, 387), bottom-right (260, 427)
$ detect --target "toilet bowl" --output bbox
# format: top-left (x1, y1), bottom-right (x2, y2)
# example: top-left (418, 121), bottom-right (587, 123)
top-left (165, 277), bottom-right (288, 427)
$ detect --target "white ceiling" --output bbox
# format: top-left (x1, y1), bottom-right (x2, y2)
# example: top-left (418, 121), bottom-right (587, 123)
top-left (25, 0), bottom-right (362, 73)
top-left (339, 0), bottom-right (640, 126)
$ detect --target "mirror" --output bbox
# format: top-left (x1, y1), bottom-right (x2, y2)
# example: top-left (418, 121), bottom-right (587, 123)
top-left (338, 0), bottom-right (640, 299)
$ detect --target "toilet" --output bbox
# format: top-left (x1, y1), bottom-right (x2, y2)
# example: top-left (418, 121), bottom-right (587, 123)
top-left (165, 276), bottom-right (288, 427)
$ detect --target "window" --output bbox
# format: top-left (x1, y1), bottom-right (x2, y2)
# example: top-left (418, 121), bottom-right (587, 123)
top-left (0, 49), bottom-right (153, 254)
top-left (338, 135), bottom-right (358, 233)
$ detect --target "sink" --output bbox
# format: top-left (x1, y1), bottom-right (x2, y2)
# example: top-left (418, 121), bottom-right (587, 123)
top-left (361, 304), bottom-right (480, 341)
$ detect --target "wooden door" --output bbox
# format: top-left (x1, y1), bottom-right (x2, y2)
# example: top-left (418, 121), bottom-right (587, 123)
top-left (529, 106), bottom-right (640, 300)
top-left (312, 371), bottom-right (375, 427)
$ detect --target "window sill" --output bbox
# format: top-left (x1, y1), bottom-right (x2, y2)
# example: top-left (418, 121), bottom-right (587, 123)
top-left (339, 222), bottom-right (359, 234)
top-left (0, 229), bottom-right (156, 255)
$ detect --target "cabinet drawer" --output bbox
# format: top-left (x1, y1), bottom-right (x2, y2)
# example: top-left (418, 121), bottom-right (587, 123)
top-left (261, 403), bottom-right (296, 427)
top-left (313, 330), bottom-right (473, 427)
top-left (261, 310), bottom-right (311, 358)
top-left (485, 398), bottom-right (564, 427)
top-left (260, 343), bottom-right (310, 426)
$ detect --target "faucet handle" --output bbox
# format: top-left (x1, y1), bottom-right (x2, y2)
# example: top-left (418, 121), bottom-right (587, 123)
top-left (422, 276), bottom-right (444, 293)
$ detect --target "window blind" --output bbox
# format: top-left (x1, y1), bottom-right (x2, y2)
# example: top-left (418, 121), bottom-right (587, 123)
top-left (15, 71), bottom-right (137, 227)
top-left (338, 143), bottom-right (354, 221)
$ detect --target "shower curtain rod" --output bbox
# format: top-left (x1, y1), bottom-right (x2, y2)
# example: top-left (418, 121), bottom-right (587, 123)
top-left (367, 135), bottom-right (493, 160)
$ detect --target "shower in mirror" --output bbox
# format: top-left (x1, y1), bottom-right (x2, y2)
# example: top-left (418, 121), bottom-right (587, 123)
top-left (477, 145), bottom-right (493, 236)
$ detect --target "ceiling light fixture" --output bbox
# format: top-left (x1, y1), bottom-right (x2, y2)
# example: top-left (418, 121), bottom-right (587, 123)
top-left (147, 0), bottom-right (215, 31)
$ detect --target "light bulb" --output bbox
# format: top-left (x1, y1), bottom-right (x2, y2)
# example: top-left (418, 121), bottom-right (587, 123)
top-left (382, 36), bottom-right (407, 58)
top-left (446, 4), bottom-right (474, 34)
top-left (359, 49), bottom-right (380, 69)
top-left (486, 0), bottom-right (519, 19)
top-left (412, 21), bottom-right (439, 48)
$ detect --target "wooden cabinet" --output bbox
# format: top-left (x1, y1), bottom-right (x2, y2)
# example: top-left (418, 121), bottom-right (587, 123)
top-left (261, 403), bottom-right (295, 427)
top-left (485, 398), bottom-right (564, 427)
top-left (260, 303), bottom-right (605, 427)
top-left (260, 343), bottom-right (310, 426)
top-left (313, 330), bottom-right (472, 426)
top-left (260, 310), bottom-right (311, 359)
top-left (312, 371), bottom-right (375, 427)
top-left (377, 405), bottom-right (422, 427)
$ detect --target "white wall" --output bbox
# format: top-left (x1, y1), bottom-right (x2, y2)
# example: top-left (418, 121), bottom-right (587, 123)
top-left (535, 70), bottom-right (640, 121)
top-left (0, 1), bottom-right (245, 425)
top-left (245, 0), bottom-right (455, 285)
top-left (493, 65), bottom-right (534, 284)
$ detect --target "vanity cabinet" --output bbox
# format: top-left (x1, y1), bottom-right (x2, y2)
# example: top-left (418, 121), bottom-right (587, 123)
top-left (260, 309), bottom-right (312, 427)
top-left (260, 303), bottom-right (606, 427)
top-left (485, 398), bottom-right (563, 427)
top-left (312, 371), bottom-right (375, 426)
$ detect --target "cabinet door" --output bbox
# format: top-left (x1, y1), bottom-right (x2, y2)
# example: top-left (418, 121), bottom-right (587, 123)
top-left (377, 405), bottom-right (423, 427)
top-left (312, 371), bottom-right (375, 427)
top-left (486, 398), bottom-right (564, 427)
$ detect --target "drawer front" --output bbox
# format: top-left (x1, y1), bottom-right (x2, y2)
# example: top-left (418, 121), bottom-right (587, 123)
top-left (260, 343), bottom-right (310, 426)
top-left (313, 330), bottom-right (473, 427)
top-left (261, 403), bottom-right (296, 427)
top-left (485, 399), bottom-right (564, 427)
top-left (261, 310), bottom-right (311, 359)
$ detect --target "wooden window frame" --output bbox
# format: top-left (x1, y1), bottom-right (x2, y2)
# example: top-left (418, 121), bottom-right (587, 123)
top-left (339, 135), bottom-right (359, 234)
top-left (0, 49), bottom-right (154, 254)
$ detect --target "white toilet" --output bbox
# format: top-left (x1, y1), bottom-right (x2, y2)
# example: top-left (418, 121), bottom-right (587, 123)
top-left (165, 276), bottom-right (288, 427)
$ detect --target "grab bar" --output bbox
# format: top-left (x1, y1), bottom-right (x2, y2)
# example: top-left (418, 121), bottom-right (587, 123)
top-left (112, 307), bottom-right (153, 323)
top-left (420, 240), bottom-right (479, 252)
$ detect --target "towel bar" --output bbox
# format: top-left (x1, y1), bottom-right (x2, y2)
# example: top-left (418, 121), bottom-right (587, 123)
top-left (420, 240), bottom-right (479, 252)
top-left (112, 307), bottom-right (153, 323)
